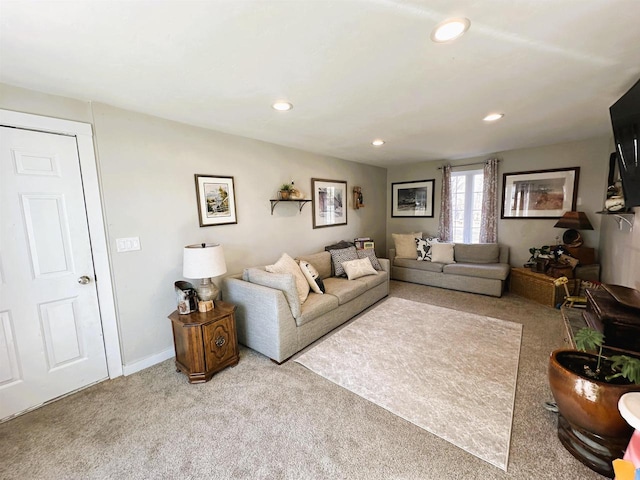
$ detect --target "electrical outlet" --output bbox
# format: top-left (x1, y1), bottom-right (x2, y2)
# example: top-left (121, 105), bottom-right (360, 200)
top-left (116, 237), bottom-right (141, 253)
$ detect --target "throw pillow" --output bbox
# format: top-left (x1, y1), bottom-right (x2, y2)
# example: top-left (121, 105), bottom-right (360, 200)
top-left (329, 246), bottom-right (358, 277)
top-left (416, 237), bottom-right (440, 261)
top-left (416, 238), bottom-right (429, 261)
top-left (299, 260), bottom-right (326, 294)
top-left (265, 253), bottom-right (309, 304)
top-left (342, 258), bottom-right (377, 280)
top-left (356, 248), bottom-right (382, 270)
top-left (392, 232), bottom-right (423, 259)
top-left (430, 243), bottom-right (456, 264)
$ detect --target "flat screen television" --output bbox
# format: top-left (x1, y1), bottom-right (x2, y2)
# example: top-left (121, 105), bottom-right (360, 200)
top-left (610, 78), bottom-right (640, 208)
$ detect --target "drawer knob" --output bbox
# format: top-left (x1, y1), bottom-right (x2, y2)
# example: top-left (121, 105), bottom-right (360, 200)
top-left (215, 336), bottom-right (226, 348)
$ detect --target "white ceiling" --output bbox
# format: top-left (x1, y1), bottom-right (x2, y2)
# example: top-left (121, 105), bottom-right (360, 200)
top-left (1, 0), bottom-right (640, 167)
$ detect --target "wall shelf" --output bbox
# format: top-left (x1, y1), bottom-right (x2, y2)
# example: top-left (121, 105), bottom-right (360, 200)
top-left (596, 210), bottom-right (634, 232)
top-left (270, 199), bottom-right (311, 215)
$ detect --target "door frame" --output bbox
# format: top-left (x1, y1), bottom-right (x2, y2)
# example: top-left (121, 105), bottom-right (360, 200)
top-left (1, 109), bottom-right (123, 378)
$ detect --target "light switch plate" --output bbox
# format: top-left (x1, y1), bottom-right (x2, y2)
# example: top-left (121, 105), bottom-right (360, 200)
top-left (116, 237), bottom-right (141, 252)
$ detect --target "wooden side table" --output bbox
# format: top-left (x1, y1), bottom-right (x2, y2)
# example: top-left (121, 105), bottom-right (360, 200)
top-left (510, 267), bottom-right (578, 307)
top-left (168, 300), bottom-right (239, 384)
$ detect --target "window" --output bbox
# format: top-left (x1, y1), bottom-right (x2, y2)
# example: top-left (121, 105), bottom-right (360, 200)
top-left (451, 169), bottom-right (483, 243)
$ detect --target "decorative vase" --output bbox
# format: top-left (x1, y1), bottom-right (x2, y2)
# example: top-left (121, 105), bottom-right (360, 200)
top-left (548, 349), bottom-right (640, 477)
top-left (290, 188), bottom-right (304, 200)
top-left (279, 190), bottom-right (290, 200)
top-left (605, 195), bottom-right (625, 212)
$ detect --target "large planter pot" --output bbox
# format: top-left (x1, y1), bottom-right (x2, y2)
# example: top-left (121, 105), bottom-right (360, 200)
top-left (549, 349), bottom-right (640, 477)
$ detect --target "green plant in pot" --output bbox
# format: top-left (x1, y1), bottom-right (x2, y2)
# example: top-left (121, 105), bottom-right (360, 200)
top-left (548, 327), bottom-right (640, 477)
top-left (279, 183), bottom-right (293, 200)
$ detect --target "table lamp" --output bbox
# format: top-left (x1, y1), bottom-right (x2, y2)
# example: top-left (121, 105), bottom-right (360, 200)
top-left (553, 211), bottom-right (593, 247)
top-left (183, 243), bottom-right (227, 305)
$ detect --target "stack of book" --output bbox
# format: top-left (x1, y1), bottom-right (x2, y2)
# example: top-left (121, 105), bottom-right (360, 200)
top-left (354, 237), bottom-right (374, 250)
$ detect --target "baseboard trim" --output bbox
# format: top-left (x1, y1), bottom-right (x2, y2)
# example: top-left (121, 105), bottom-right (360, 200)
top-left (123, 348), bottom-right (175, 376)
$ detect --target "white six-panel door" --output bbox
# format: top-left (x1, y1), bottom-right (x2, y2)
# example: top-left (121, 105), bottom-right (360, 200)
top-left (0, 126), bottom-right (108, 420)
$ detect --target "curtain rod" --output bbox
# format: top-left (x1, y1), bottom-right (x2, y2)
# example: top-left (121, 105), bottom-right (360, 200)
top-left (437, 159), bottom-right (500, 170)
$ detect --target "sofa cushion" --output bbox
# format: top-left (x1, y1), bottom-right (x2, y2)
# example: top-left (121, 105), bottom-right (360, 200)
top-left (392, 232), bottom-right (423, 258)
top-left (394, 258), bottom-right (444, 272)
top-left (299, 260), bottom-right (325, 294)
top-left (297, 251), bottom-right (332, 280)
top-left (342, 258), bottom-right (377, 280)
top-left (244, 267), bottom-right (301, 318)
top-left (443, 263), bottom-right (510, 281)
top-left (454, 243), bottom-right (500, 264)
top-left (430, 243), bottom-right (455, 264)
top-left (416, 238), bottom-right (429, 260)
top-left (415, 237), bottom-right (441, 261)
top-left (295, 292), bottom-right (340, 326)
top-left (356, 248), bottom-right (382, 270)
top-left (323, 277), bottom-right (368, 304)
top-left (266, 253), bottom-right (309, 304)
top-left (352, 270), bottom-right (389, 289)
top-left (329, 246), bottom-right (358, 277)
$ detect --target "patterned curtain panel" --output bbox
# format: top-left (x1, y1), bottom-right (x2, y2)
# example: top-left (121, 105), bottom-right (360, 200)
top-left (480, 158), bottom-right (499, 243)
top-left (438, 164), bottom-right (452, 241)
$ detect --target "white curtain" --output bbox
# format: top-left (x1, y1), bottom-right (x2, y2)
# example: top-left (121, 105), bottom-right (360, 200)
top-left (438, 164), bottom-right (452, 241)
top-left (480, 158), bottom-right (499, 243)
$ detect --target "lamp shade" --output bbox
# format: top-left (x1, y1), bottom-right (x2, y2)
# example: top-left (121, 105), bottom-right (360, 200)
top-left (553, 211), bottom-right (594, 230)
top-left (183, 243), bottom-right (227, 279)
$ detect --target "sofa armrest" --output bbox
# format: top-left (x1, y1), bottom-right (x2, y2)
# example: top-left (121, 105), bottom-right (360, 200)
top-left (379, 257), bottom-right (390, 272)
top-left (499, 245), bottom-right (510, 264)
top-left (221, 275), bottom-right (298, 363)
top-left (388, 249), bottom-right (396, 268)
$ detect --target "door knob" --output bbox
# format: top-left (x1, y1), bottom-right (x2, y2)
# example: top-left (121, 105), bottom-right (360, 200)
top-left (78, 276), bottom-right (91, 285)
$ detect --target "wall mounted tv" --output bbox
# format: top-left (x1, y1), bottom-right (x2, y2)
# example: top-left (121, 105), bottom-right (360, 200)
top-left (610, 78), bottom-right (640, 208)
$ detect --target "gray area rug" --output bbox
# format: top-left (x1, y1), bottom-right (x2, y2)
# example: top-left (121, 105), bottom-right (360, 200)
top-left (296, 297), bottom-right (522, 471)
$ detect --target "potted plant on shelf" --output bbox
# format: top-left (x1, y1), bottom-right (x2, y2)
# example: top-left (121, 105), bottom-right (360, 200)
top-left (279, 182), bottom-right (293, 200)
top-left (548, 327), bottom-right (640, 477)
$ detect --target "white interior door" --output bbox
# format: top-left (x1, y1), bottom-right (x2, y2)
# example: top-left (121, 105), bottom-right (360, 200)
top-left (0, 126), bottom-right (108, 421)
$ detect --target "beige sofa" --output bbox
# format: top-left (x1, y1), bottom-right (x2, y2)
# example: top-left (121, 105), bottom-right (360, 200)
top-left (222, 250), bottom-right (390, 363)
top-left (390, 243), bottom-right (510, 297)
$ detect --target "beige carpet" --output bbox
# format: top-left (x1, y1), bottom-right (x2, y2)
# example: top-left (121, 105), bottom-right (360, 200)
top-left (296, 296), bottom-right (522, 472)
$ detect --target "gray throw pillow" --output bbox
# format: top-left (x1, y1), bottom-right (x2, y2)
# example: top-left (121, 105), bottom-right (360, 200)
top-left (356, 248), bottom-right (382, 271)
top-left (329, 246), bottom-right (358, 277)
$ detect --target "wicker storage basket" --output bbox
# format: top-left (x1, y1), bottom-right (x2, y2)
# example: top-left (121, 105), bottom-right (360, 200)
top-left (510, 267), bottom-right (577, 307)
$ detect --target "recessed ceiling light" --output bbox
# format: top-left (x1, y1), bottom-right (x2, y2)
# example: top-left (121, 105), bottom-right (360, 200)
top-left (483, 113), bottom-right (504, 122)
top-left (431, 18), bottom-right (470, 43)
top-left (272, 101), bottom-right (293, 111)
top-left (372, 139), bottom-right (385, 146)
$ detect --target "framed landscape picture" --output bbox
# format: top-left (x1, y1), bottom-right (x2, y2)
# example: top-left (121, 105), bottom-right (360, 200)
top-left (391, 179), bottom-right (435, 218)
top-left (312, 178), bottom-right (347, 228)
top-left (194, 174), bottom-right (237, 227)
top-left (501, 167), bottom-right (579, 219)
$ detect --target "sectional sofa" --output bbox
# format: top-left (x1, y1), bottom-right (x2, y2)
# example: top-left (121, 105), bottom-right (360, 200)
top-left (222, 249), bottom-right (389, 363)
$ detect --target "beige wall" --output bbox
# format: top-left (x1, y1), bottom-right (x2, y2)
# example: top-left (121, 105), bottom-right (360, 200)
top-left (0, 83), bottom-right (387, 368)
top-left (599, 209), bottom-right (639, 289)
top-left (387, 137), bottom-right (611, 269)
top-left (3, 81), bottom-right (636, 368)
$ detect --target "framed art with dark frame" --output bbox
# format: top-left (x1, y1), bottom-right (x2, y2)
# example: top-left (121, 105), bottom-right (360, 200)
top-left (391, 179), bottom-right (435, 218)
top-left (501, 167), bottom-right (580, 219)
top-left (312, 178), bottom-right (347, 228)
top-left (194, 174), bottom-right (238, 227)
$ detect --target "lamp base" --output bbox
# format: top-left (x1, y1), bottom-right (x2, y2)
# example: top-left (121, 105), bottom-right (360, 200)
top-left (196, 278), bottom-right (219, 303)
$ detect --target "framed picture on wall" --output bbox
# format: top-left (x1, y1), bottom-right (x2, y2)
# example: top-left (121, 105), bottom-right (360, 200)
top-left (391, 179), bottom-right (435, 218)
top-left (194, 174), bottom-right (238, 227)
top-left (312, 178), bottom-right (347, 228)
top-left (501, 167), bottom-right (580, 219)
